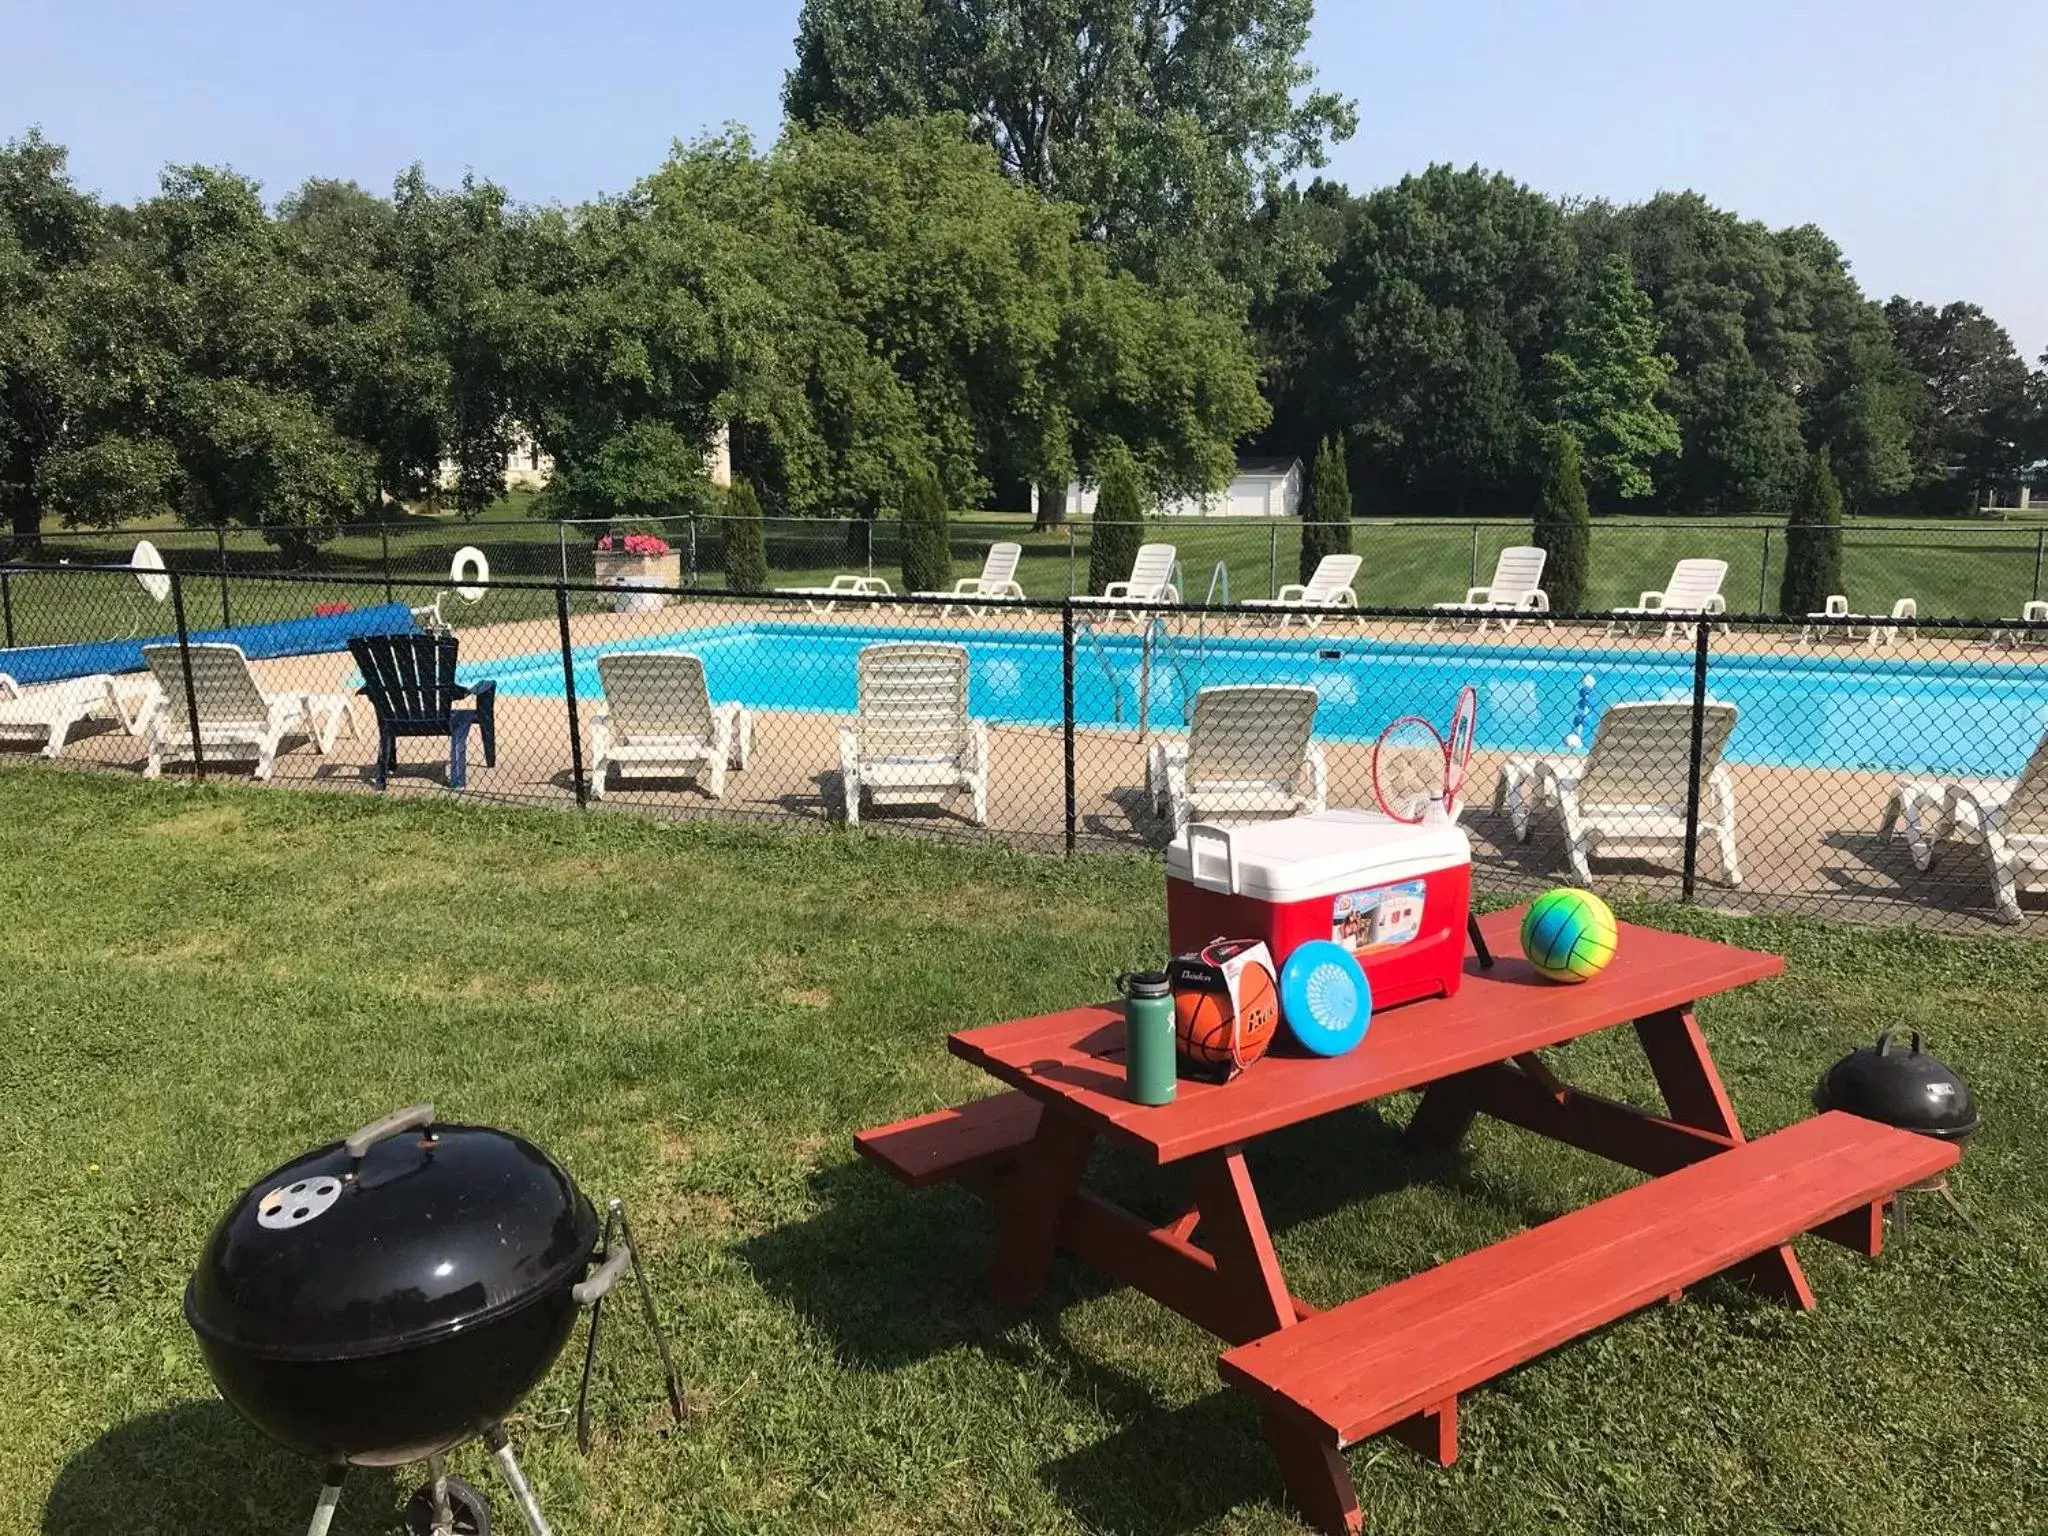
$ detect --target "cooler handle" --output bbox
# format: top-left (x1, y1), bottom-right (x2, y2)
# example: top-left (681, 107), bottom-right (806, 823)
top-left (1183, 823), bottom-right (1239, 894)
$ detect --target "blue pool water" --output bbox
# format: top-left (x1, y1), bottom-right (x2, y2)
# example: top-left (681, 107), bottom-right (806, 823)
top-left (475, 622), bottom-right (2048, 777)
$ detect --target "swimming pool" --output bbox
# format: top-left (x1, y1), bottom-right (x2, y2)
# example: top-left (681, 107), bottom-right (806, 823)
top-left (475, 622), bottom-right (2048, 777)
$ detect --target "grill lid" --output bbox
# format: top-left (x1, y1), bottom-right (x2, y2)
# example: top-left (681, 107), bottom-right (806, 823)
top-left (184, 1108), bottom-right (600, 1362)
top-left (1813, 1032), bottom-right (1979, 1141)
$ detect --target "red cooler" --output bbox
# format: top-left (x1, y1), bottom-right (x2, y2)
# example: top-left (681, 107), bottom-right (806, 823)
top-left (1164, 810), bottom-right (1472, 1012)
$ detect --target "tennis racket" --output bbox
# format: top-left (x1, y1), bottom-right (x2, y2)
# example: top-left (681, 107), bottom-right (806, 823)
top-left (1445, 685), bottom-right (1478, 806)
top-left (1371, 714), bottom-right (1450, 823)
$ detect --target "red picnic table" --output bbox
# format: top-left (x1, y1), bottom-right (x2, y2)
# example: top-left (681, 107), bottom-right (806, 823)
top-left (855, 906), bottom-right (1957, 1534)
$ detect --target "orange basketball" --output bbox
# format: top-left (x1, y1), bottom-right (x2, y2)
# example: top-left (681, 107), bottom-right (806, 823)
top-left (1175, 963), bottom-right (1280, 1071)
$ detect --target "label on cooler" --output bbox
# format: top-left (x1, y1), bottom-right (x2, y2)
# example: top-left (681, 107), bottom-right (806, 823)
top-left (1333, 878), bottom-right (1427, 955)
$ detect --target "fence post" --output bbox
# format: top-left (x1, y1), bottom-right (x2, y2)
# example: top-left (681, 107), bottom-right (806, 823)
top-left (555, 585), bottom-right (588, 808)
top-left (1469, 524), bottom-right (1481, 590)
top-left (216, 528), bottom-right (232, 627)
top-left (1680, 617), bottom-right (1710, 902)
top-left (864, 518), bottom-right (874, 578)
top-left (1269, 523), bottom-right (1279, 597)
top-left (0, 568), bottom-right (13, 648)
top-left (1069, 527), bottom-right (1078, 596)
top-left (379, 522), bottom-right (394, 605)
top-left (169, 571), bottom-right (207, 781)
top-left (558, 521), bottom-right (570, 585)
top-left (1062, 600), bottom-right (1078, 855)
top-left (687, 517), bottom-right (698, 587)
top-left (1757, 528), bottom-right (1772, 614)
top-left (2033, 529), bottom-right (2044, 604)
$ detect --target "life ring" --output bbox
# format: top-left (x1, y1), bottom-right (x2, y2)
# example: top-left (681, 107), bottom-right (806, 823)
top-left (450, 545), bottom-right (490, 603)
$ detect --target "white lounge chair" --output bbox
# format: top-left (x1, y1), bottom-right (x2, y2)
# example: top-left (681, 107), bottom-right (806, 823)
top-left (918, 542), bottom-right (1026, 618)
top-left (775, 574), bottom-right (899, 614)
top-left (1145, 684), bottom-right (1327, 839)
top-left (1606, 559), bottom-right (1730, 637)
top-left (1882, 725), bottom-right (2048, 922)
top-left (0, 672), bottom-right (153, 758)
top-left (1240, 554), bottom-right (1361, 629)
top-left (1805, 596), bottom-right (1915, 651)
top-left (1493, 700), bottom-right (1742, 884)
top-left (140, 644), bottom-right (356, 780)
top-left (1992, 600), bottom-right (2048, 650)
top-left (838, 642), bottom-right (989, 825)
top-left (1431, 545), bottom-right (1552, 632)
top-left (589, 651), bottom-right (752, 800)
top-left (1071, 542), bottom-right (1179, 622)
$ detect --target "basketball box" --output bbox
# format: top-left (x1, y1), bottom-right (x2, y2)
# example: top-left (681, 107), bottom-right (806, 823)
top-left (1164, 810), bottom-right (1472, 1012)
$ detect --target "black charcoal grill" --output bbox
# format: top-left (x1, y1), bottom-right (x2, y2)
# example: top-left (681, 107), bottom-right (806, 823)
top-left (185, 1105), bottom-right (682, 1536)
top-left (1814, 1031), bottom-right (1978, 1238)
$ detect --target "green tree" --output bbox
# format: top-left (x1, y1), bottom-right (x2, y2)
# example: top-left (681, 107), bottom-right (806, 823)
top-left (39, 164), bottom-right (381, 556)
top-left (0, 130), bottom-right (104, 551)
top-left (646, 120), bottom-right (1263, 525)
top-left (785, 0), bottom-right (1356, 287)
top-left (724, 477), bottom-right (769, 592)
top-left (1262, 166), bottom-right (1577, 516)
top-left (898, 463), bottom-right (953, 592)
top-left (1539, 254), bottom-right (1680, 504)
top-left (1086, 443), bottom-right (1146, 593)
top-left (1531, 427), bottom-right (1591, 612)
top-left (1884, 298), bottom-right (2036, 509)
top-left (1780, 447), bottom-right (1844, 617)
top-left (1298, 435), bottom-right (1351, 581)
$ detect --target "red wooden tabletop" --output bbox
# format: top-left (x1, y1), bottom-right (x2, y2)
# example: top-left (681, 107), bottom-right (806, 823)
top-left (948, 906), bottom-right (1783, 1166)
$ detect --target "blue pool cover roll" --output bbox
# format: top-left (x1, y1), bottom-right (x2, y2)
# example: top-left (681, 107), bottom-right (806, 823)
top-left (0, 603), bottom-right (419, 685)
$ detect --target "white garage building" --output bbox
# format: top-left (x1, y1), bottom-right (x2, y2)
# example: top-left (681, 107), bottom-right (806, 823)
top-left (1063, 457), bottom-right (1304, 519)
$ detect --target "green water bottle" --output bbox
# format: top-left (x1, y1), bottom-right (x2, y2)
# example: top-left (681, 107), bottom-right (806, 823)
top-left (1120, 970), bottom-right (1178, 1106)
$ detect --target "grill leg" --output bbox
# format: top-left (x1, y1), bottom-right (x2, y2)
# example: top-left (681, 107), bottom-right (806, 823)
top-left (304, 1465), bottom-right (348, 1536)
top-left (427, 1453), bottom-right (455, 1535)
top-left (485, 1425), bottom-right (557, 1536)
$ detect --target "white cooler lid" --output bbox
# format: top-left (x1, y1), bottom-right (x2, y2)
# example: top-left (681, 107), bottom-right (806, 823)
top-left (1164, 809), bottom-right (1471, 901)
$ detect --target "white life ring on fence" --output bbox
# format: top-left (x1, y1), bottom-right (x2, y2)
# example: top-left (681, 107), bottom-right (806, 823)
top-left (131, 540), bottom-right (171, 603)
top-left (450, 546), bottom-right (490, 603)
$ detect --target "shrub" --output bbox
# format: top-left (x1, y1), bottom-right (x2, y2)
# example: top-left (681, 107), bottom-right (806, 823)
top-left (899, 463), bottom-right (953, 593)
top-left (1779, 447), bottom-right (1845, 617)
top-left (724, 478), bottom-right (769, 593)
top-left (1531, 427), bottom-right (1591, 612)
top-left (1299, 436), bottom-right (1353, 583)
top-left (1087, 444), bottom-right (1146, 595)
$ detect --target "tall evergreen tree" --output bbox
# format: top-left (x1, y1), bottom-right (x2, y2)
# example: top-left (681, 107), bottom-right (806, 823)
top-left (1539, 253), bottom-right (1680, 504)
top-left (1298, 435), bottom-right (1352, 582)
top-left (724, 478), bottom-right (769, 593)
top-left (1531, 427), bottom-right (1591, 612)
top-left (1086, 444), bottom-right (1146, 594)
top-left (1780, 447), bottom-right (1845, 617)
top-left (899, 462), bottom-right (952, 593)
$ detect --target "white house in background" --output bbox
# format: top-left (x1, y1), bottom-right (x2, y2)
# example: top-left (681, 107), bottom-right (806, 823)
top-left (433, 423), bottom-right (733, 494)
top-left (1063, 456), bottom-right (1304, 519)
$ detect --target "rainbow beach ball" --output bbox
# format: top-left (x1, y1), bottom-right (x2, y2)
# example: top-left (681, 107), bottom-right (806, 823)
top-left (1520, 889), bottom-right (1618, 983)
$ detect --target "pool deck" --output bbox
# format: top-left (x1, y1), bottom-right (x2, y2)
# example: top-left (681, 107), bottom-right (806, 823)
top-left (10, 597), bottom-right (2044, 933)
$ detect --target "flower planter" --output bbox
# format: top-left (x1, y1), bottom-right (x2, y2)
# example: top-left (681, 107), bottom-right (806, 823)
top-left (593, 551), bottom-right (683, 612)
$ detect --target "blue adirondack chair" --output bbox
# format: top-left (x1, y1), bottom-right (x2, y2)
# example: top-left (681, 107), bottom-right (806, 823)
top-left (348, 632), bottom-right (498, 790)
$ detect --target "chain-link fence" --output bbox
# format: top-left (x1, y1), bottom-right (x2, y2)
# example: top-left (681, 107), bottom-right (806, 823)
top-left (27, 512), bottom-right (2048, 623)
top-left (9, 557), bottom-right (2048, 933)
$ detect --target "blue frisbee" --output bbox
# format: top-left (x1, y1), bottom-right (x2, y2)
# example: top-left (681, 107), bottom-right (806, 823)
top-left (1280, 941), bottom-right (1372, 1057)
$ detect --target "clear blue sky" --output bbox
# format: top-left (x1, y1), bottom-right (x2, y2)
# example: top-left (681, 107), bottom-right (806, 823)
top-left (8, 0), bottom-right (2044, 355)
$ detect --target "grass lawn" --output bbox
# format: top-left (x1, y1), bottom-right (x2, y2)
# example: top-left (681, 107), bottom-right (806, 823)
top-left (3, 768), bottom-right (2044, 1535)
top-left (10, 507), bottom-right (2046, 650)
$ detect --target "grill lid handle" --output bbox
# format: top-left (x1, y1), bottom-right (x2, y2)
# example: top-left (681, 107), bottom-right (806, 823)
top-left (344, 1103), bottom-right (436, 1160)
top-left (573, 1245), bottom-right (632, 1307)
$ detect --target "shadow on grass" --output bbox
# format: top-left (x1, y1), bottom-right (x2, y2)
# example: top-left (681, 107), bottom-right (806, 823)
top-left (43, 1399), bottom-right (399, 1535)
top-left (738, 1101), bottom-right (1568, 1374)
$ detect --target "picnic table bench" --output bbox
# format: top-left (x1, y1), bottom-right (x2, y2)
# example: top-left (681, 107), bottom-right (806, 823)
top-left (854, 906), bottom-right (1958, 1533)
